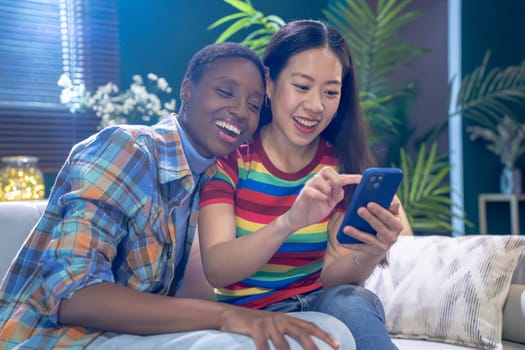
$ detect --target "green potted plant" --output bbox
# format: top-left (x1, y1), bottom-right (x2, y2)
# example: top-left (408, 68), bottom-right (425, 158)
top-left (209, 0), bottom-right (525, 234)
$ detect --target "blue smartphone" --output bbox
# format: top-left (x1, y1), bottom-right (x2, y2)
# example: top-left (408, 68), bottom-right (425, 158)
top-left (336, 167), bottom-right (403, 244)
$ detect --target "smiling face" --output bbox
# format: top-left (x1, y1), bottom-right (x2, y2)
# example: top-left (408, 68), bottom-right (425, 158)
top-left (266, 47), bottom-right (342, 147)
top-left (179, 57), bottom-right (264, 158)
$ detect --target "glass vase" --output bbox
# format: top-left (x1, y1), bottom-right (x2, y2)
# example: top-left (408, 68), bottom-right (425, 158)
top-left (500, 165), bottom-right (522, 195)
top-left (0, 156), bottom-right (45, 201)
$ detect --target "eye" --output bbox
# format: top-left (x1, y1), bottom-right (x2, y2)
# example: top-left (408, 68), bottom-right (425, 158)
top-left (293, 83), bottom-right (309, 92)
top-left (216, 88), bottom-right (232, 97)
top-left (248, 102), bottom-right (261, 112)
top-left (324, 89), bottom-right (340, 97)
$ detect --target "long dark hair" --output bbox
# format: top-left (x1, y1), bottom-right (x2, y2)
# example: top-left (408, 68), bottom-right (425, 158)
top-left (261, 20), bottom-right (376, 174)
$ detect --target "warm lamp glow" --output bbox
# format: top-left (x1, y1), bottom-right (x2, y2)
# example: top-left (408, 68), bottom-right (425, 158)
top-left (0, 156), bottom-right (45, 201)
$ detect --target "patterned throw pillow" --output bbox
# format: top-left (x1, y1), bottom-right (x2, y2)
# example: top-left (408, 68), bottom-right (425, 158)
top-left (363, 235), bottom-right (525, 350)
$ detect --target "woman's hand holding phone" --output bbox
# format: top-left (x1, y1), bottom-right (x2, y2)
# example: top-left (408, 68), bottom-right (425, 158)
top-left (336, 168), bottom-right (404, 246)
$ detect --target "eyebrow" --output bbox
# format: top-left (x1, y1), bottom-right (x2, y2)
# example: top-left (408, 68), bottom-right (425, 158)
top-left (290, 72), bottom-right (341, 85)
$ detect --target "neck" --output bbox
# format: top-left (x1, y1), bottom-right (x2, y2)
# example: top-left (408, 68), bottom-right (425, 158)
top-left (260, 125), bottom-right (319, 173)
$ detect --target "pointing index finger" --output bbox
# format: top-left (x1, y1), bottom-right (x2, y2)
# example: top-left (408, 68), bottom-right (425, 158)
top-left (337, 174), bottom-right (362, 187)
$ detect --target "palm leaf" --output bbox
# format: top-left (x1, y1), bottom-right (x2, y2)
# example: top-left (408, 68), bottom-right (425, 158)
top-left (223, 0), bottom-right (254, 13)
top-left (323, 0), bottom-right (427, 150)
top-left (396, 143), bottom-right (472, 234)
top-left (359, 91), bottom-right (402, 144)
top-left (208, 12), bottom-right (248, 30)
top-left (214, 17), bottom-right (254, 43)
top-left (452, 52), bottom-right (525, 129)
top-left (208, 0), bottom-right (284, 56)
top-left (324, 0), bottom-right (427, 97)
top-left (266, 15), bottom-right (286, 28)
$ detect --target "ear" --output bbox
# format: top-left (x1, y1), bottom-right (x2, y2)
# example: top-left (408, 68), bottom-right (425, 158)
top-left (180, 78), bottom-right (192, 102)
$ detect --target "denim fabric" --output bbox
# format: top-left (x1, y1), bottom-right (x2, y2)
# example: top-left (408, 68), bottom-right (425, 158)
top-left (86, 311), bottom-right (356, 350)
top-left (264, 285), bottom-right (398, 350)
top-left (264, 289), bottom-right (324, 313)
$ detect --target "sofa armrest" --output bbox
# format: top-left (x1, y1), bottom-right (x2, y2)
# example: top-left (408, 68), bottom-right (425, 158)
top-left (503, 284), bottom-right (525, 344)
top-left (0, 200), bottom-right (47, 280)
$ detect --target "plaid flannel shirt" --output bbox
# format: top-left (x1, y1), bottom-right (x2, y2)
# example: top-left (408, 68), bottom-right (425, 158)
top-left (0, 116), bottom-right (215, 349)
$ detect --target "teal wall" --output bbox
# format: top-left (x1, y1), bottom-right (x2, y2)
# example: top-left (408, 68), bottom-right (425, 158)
top-left (461, 0), bottom-right (525, 234)
top-left (117, 0), bottom-right (328, 91)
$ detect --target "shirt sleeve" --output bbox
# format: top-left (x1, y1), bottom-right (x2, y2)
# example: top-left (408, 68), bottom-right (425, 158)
top-left (35, 126), bottom-right (156, 324)
top-left (199, 151), bottom-right (240, 207)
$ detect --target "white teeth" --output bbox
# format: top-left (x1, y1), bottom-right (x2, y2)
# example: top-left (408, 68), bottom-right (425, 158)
top-left (293, 117), bottom-right (318, 127)
top-left (216, 120), bottom-right (241, 136)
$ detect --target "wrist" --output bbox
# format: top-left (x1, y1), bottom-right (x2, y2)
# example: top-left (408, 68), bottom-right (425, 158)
top-left (354, 251), bottom-right (386, 268)
top-left (212, 302), bottom-right (236, 331)
top-left (273, 213), bottom-right (301, 237)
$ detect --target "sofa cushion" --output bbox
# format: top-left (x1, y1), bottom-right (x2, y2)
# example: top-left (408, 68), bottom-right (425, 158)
top-left (0, 200), bottom-right (47, 280)
top-left (364, 235), bottom-right (525, 350)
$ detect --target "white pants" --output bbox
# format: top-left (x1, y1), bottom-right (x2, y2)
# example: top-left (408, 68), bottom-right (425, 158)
top-left (86, 311), bottom-right (356, 350)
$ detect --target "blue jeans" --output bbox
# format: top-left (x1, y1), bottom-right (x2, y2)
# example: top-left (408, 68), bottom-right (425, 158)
top-left (264, 285), bottom-right (397, 350)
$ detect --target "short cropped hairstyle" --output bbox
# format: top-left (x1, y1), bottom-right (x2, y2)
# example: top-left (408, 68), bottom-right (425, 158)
top-left (183, 42), bottom-right (265, 87)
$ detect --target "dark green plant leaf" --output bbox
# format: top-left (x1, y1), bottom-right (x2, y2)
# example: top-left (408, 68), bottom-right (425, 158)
top-left (324, 0), bottom-right (427, 97)
top-left (453, 52), bottom-right (525, 129)
top-left (396, 143), bottom-right (472, 235)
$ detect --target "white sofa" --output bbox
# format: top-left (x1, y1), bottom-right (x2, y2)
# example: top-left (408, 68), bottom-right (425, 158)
top-left (1, 200), bottom-right (525, 349)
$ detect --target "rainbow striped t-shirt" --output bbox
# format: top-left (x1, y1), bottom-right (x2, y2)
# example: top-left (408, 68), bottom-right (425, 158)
top-left (199, 132), bottom-right (344, 309)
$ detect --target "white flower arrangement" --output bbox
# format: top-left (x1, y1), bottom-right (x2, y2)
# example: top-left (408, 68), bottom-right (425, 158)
top-left (58, 73), bottom-right (177, 129)
top-left (467, 115), bottom-right (525, 168)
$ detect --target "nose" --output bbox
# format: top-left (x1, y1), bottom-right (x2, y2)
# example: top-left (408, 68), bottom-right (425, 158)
top-left (228, 98), bottom-right (250, 120)
top-left (304, 90), bottom-right (324, 114)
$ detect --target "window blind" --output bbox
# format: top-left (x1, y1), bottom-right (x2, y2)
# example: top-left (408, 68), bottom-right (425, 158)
top-left (0, 0), bottom-right (119, 173)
